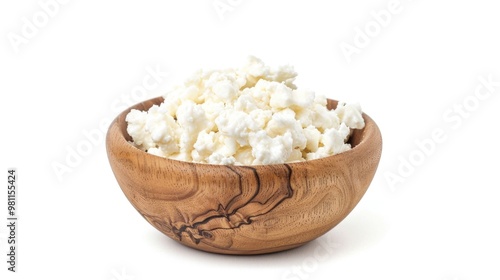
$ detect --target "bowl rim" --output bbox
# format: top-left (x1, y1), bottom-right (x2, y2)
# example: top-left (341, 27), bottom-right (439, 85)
top-left (107, 96), bottom-right (381, 168)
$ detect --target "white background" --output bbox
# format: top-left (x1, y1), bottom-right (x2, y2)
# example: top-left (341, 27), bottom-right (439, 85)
top-left (1, 0), bottom-right (500, 279)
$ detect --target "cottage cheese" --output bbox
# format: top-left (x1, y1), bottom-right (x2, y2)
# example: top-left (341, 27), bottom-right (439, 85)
top-left (126, 56), bottom-right (365, 165)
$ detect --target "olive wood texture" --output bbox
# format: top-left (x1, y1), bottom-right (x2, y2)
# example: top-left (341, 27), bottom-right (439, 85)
top-left (106, 97), bottom-right (382, 255)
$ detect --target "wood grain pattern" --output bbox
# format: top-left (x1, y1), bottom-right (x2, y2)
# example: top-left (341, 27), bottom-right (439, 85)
top-left (106, 97), bottom-right (382, 255)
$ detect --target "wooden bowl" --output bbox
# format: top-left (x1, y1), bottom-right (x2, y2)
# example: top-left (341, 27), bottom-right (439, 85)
top-left (106, 97), bottom-right (382, 255)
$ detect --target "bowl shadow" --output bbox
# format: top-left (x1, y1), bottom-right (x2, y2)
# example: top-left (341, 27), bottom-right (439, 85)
top-left (148, 208), bottom-right (387, 269)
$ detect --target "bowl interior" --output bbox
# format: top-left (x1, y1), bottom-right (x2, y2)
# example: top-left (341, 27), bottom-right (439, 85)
top-left (116, 97), bottom-right (366, 154)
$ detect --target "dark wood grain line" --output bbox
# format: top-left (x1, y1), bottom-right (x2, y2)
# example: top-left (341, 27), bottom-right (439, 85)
top-left (162, 165), bottom-right (294, 247)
